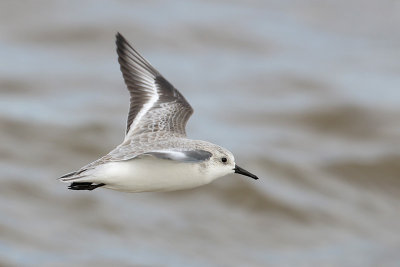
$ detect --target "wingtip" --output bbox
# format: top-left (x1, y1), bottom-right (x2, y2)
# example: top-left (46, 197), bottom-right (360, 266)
top-left (59, 171), bottom-right (76, 179)
top-left (116, 32), bottom-right (124, 43)
top-left (116, 32), bottom-right (131, 54)
top-left (115, 32), bottom-right (126, 43)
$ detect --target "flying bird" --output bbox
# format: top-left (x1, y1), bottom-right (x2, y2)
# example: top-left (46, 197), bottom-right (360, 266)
top-left (59, 33), bottom-right (258, 192)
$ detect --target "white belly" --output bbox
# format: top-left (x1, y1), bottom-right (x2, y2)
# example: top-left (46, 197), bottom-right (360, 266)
top-left (90, 158), bottom-right (211, 192)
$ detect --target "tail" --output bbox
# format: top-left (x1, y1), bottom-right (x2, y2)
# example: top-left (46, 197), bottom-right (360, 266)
top-left (59, 169), bottom-right (88, 182)
top-left (68, 182), bottom-right (105, 191)
top-left (59, 171), bottom-right (79, 180)
top-left (59, 169), bottom-right (106, 191)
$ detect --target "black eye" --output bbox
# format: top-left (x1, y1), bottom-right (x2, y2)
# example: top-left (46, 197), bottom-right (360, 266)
top-left (221, 157), bottom-right (227, 163)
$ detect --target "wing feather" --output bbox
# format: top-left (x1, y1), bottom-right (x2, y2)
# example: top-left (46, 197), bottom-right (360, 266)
top-left (139, 150), bottom-right (212, 163)
top-left (116, 33), bottom-right (193, 140)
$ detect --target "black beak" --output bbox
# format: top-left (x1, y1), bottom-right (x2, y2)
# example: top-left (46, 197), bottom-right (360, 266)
top-left (234, 165), bottom-right (258, 180)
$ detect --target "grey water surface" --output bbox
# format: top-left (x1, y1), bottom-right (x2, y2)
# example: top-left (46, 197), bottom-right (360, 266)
top-left (1, 1), bottom-right (400, 266)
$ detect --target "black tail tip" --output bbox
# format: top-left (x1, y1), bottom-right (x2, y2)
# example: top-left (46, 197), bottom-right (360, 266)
top-left (68, 182), bottom-right (105, 191)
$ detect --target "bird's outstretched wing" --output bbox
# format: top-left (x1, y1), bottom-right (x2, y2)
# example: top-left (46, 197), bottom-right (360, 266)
top-left (60, 33), bottom-right (196, 181)
top-left (116, 33), bottom-right (193, 142)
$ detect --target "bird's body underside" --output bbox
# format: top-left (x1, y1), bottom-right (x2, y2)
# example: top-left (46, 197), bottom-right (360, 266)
top-left (63, 148), bottom-right (216, 192)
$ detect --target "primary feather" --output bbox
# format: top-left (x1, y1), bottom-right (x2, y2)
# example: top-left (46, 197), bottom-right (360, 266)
top-left (116, 33), bottom-right (193, 140)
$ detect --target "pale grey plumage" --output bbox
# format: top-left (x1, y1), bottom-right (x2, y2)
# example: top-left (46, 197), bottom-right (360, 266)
top-left (140, 150), bottom-right (212, 162)
top-left (62, 33), bottom-right (202, 179)
top-left (59, 33), bottom-right (259, 189)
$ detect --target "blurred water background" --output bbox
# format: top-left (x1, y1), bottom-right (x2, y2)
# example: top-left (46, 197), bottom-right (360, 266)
top-left (1, 1), bottom-right (400, 266)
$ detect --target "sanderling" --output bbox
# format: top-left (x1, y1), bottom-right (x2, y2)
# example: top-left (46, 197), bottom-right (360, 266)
top-left (59, 33), bottom-right (258, 192)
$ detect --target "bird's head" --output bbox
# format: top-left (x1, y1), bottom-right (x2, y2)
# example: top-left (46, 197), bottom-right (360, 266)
top-left (205, 145), bottom-right (258, 181)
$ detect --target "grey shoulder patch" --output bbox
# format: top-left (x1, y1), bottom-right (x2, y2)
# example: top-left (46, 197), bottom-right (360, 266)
top-left (141, 150), bottom-right (212, 163)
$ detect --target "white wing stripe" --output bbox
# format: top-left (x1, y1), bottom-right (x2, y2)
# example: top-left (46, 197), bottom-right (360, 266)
top-left (124, 80), bottom-right (159, 141)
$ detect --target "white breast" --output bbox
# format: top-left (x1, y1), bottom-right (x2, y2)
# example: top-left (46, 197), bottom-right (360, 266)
top-left (91, 157), bottom-right (212, 192)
